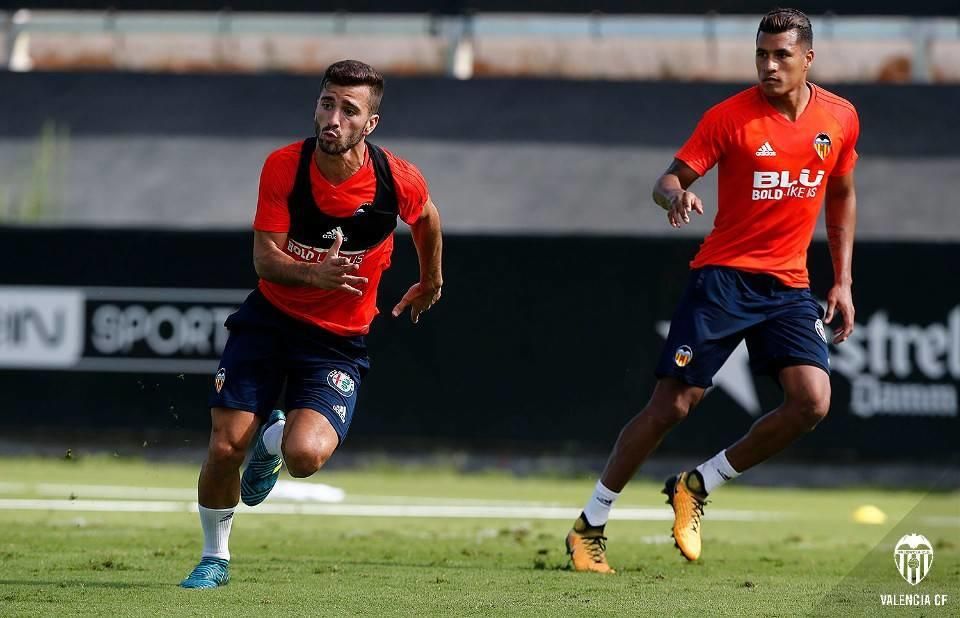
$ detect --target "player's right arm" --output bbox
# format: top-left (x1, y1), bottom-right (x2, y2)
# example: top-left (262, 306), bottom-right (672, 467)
top-left (652, 159), bottom-right (704, 228)
top-left (654, 104), bottom-right (729, 228)
top-left (251, 148), bottom-right (366, 295)
top-left (253, 230), bottom-right (368, 296)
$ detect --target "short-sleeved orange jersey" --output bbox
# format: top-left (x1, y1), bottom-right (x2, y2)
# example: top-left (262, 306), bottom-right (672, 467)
top-left (253, 141), bottom-right (428, 336)
top-left (675, 84), bottom-right (859, 288)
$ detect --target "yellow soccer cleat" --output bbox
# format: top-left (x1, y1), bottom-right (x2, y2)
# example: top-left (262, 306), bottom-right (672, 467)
top-left (663, 472), bottom-right (708, 561)
top-left (565, 513), bottom-right (616, 574)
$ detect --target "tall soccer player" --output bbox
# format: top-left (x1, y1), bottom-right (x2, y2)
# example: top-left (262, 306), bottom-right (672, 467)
top-left (180, 60), bottom-right (443, 588)
top-left (567, 8), bottom-right (859, 572)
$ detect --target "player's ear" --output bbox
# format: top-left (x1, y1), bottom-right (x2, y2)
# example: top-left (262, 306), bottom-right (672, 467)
top-left (804, 47), bottom-right (815, 70)
top-left (364, 114), bottom-right (380, 137)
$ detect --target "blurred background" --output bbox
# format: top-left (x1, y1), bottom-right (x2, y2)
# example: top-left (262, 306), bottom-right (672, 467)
top-left (0, 0), bottom-right (958, 486)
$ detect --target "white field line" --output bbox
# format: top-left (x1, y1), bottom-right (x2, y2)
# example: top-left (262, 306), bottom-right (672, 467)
top-left (0, 499), bottom-right (190, 513)
top-left (11, 485), bottom-right (572, 507)
top-left (0, 483), bottom-right (783, 520)
top-left (6, 484), bottom-right (576, 507)
top-left (0, 498), bottom-right (781, 521)
top-left (35, 484), bottom-right (196, 500)
top-left (919, 516), bottom-right (960, 527)
top-left (3, 483), bottom-right (564, 505)
top-left (27, 482), bottom-right (343, 502)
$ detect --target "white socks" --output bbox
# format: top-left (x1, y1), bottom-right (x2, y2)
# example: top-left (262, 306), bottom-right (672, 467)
top-left (696, 450), bottom-right (741, 495)
top-left (262, 420), bottom-right (285, 456)
top-left (582, 480), bottom-right (620, 527)
top-left (579, 452), bottom-right (738, 529)
top-left (199, 505), bottom-right (234, 560)
top-left (196, 418), bottom-right (286, 563)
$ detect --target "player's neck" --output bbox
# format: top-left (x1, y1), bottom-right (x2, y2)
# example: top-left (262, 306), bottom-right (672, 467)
top-left (313, 141), bottom-right (367, 186)
top-left (763, 82), bottom-right (812, 122)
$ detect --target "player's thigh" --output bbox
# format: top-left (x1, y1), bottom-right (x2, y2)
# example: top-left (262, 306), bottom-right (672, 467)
top-left (284, 360), bottom-right (364, 446)
top-left (655, 267), bottom-right (757, 387)
top-left (208, 323), bottom-right (285, 420)
top-left (745, 293), bottom-right (829, 377)
top-left (282, 408), bottom-right (340, 463)
top-left (778, 364), bottom-right (831, 409)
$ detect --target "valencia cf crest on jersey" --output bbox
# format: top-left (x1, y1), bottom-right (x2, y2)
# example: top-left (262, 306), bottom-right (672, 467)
top-left (813, 133), bottom-right (832, 161)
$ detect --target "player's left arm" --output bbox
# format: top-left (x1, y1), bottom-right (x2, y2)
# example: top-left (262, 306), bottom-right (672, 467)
top-left (392, 197), bottom-right (443, 324)
top-left (824, 171), bottom-right (856, 344)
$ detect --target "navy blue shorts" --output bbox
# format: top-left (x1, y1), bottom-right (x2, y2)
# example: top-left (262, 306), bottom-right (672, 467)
top-left (655, 266), bottom-right (829, 388)
top-left (208, 289), bottom-right (369, 443)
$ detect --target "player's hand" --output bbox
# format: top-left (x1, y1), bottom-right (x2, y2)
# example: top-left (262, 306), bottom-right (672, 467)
top-left (825, 283), bottom-right (855, 344)
top-left (666, 190), bottom-right (704, 228)
top-left (391, 280), bottom-right (442, 324)
top-left (310, 230), bottom-right (368, 296)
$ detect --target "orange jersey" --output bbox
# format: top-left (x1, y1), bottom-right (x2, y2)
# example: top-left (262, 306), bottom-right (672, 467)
top-left (675, 84), bottom-right (859, 287)
top-left (253, 141), bottom-right (428, 336)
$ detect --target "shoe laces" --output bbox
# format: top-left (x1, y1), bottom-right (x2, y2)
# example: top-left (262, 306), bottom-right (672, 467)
top-left (687, 495), bottom-right (707, 533)
top-left (582, 533), bottom-right (609, 563)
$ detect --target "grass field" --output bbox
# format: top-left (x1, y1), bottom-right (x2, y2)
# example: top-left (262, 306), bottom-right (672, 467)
top-left (0, 456), bottom-right (956, 616)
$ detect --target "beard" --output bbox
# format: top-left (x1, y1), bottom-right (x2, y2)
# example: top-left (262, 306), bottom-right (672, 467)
top-left (315, 121), bottom-right (365, 155)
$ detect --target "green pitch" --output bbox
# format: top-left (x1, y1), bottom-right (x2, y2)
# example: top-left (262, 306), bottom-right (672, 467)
top-left (0, 456), bottom-right (956, 616)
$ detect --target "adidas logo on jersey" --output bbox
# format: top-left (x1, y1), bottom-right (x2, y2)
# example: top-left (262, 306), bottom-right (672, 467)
top-left (755, 142), bottom-right (777, 157)
top-left (322, 226), bottom-right (348, 242)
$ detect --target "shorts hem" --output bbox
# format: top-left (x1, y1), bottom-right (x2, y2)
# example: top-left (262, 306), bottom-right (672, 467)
top-left (208, 398), bottom-right (266, 417)
top-left (288, 404), bottom-right (348, 445)
top-left (654, 370), bottom-right (714, 389)
top-left (757, 356), bottom-right (830, 377)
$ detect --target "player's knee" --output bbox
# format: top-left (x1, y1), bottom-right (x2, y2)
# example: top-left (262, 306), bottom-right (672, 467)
top-left (647, 399), bottom-right (692, 428)
top-left (805, 395), bottom-right (831, 427)
top-left (648, 385), bottom-right (703, 427)
top-left (790, 389), bottom-right (831, 429)
top-left (207, 437), bottom-right (247, 468)
top-left (283, 446), bottom-right (332, 478)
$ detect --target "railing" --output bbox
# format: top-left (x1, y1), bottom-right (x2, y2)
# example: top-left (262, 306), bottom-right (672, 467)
top-left (3, 10), bottom-right (959, 82)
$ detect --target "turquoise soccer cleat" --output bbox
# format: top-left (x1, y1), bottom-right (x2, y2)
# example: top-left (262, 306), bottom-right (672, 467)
top-left (179, 556), bottom-right (230, 589)
top-left (240, 409), bottom-right (285, 507)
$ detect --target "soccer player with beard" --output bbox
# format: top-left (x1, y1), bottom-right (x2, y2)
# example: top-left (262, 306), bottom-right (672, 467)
top-left (566, 8), bottom-right (860, 572)
top-left (180, 60), bottom-right (443, 588)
